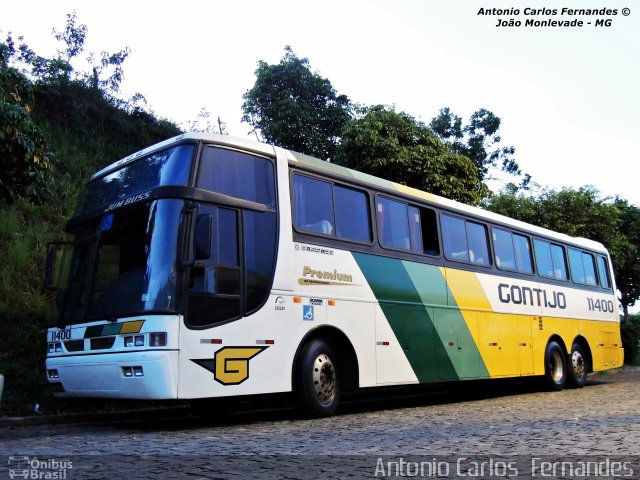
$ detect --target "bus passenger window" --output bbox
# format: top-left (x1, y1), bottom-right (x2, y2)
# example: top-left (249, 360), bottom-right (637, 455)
top-left (493, 228), bottom-right (532, 273)
top-left (420, 208), bottom-right (439, 256)
top-left (377, 197), bottom-right (411, 250)
top-left (335, 186), bottom-right (371, 242)
top-left (493, 228), bottom-right (515, 270)
top-left (550, 244), bottom-right (568, 280)
top-left (466, 221), bottom-right (490, 266)
top-left (407, 206), bottom-right (423, 254)
top-left (442, 214), bottom-right (469, 262)
top-left (569, 248), bottom-right (597, 286)
top-left (535, 239), bottom-right (568, 280)
top-left (293, 175), bottom-right (335, 235)
top-left (597, 255), bottom-right (611, 289)
top-left (442, 214), bottom-right (489, 266)
top-left (582, 252), bottom-right (597, 286)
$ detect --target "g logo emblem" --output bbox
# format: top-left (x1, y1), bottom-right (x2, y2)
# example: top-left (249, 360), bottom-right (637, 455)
top-left (192, 346), bottom-right (268, 385)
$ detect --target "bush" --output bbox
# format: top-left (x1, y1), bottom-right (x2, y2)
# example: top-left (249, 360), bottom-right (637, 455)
top-left (621, 318), bottom-right (640, 365)
top-left (0, 66), bottom-right (55, 204)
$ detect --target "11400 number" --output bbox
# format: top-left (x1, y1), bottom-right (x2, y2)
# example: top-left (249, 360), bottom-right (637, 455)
top-left (50, 329), bottom-right (71, 341)
top-left (587, 297), bottom-right (615, 313)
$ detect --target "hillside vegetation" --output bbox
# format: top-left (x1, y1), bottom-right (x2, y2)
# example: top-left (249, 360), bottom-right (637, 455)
top-left (0, 15), bottom-right (180, 413)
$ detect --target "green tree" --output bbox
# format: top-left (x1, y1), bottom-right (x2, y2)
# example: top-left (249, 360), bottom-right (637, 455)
top-left (612, 200), bottom-right (640, 320)
top-left (430, 107), bottom-right (529, 187)
top-left (485, 186), bottom-right (640, 320)
top-left (242, 46), bottom-right (352, 159)
top-left (0, 36), bottom-right (55, 204)
top-left (335, 105), bottom-right (489, 204)
top-left (11, 11), bottom-right (129, 96)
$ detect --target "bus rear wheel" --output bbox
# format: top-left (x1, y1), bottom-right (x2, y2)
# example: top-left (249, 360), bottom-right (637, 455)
top-left (567, 343), bottom-right (588, 388)
top-left (544, 341), bottom-right (567, 391)
top-left (294, 339), bottom-right (340, 417)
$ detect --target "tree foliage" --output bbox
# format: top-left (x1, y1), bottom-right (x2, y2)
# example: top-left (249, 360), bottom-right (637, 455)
top-left (485, 186), bottom-right (640, 319)
top-left (8, 11), bottom-right (130, 95)
top-left (0, 13), bottom-right (180, 414)
top-left (0, 38), bottom-right (55, 203)
top-left (336, 105), bottom-right (489, 204)
top-left (612, 200), bottom-right (640, 319)
top-left (430, 107), bottom-right (529, 187)
top-left (242, 46), bottom-right (352, 160)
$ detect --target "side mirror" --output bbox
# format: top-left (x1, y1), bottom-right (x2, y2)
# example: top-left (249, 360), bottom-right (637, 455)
top-left (194, 214), bottom-right (212, 261)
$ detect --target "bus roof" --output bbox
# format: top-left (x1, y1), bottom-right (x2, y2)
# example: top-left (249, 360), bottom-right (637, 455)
top-left (93, 132), bottom-right (608, 254)
top-left (90, 133), bottom-right (276, 181)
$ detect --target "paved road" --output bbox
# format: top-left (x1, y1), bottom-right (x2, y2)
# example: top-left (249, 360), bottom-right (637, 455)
top-left (1, 369), bottom-right (639, 478)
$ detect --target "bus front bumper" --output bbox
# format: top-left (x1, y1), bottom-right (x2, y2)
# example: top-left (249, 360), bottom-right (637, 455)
top-left (45, 350), bottom-right (179, 399)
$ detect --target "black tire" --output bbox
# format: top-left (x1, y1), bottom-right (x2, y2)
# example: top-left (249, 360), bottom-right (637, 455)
top-left (567, 343), bottom-right (589, 388)
top-left (544, 340), bottom-right (567, 391)
top-left (294, 339), bottom-right (341, 418)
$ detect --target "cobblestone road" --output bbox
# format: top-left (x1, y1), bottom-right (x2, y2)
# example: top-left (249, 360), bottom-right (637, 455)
top-left (1, 369), bottom-right (639, 478)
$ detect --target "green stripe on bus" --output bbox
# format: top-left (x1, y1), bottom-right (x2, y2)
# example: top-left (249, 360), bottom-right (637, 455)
top-left (353, 253), bottom-right (489, 382)
top-left (353, 253), bottom-right (456, 381)
top-left (403, 261), bottom-right (490, 379)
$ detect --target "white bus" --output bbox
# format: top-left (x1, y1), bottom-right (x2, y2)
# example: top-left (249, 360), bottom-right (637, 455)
top-left (45, 133), bottom-right (623, 417)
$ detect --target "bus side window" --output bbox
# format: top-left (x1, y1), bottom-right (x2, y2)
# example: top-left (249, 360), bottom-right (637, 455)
top-left (442, 214), bottom-right (469, 262)
top-left (420, 208), bottom-right (440, 256)
top-left (568, 248), bottom-right (597, 286)
top-left (493, 228), bottom-right (516, 270)
top-left (442, 214), bottom-right (489, 266)
top-left (377, 197), bottom-right (411, 250)
top-left (493, 228), bottom-right (532, 273)
top-left (535, 239), bottom-right (568, 281)
top-left (197, 147), bottom-right (276, 208)
top-left (292, 174), bottom-right (335, 236)
top-left (581, 251), bottom-right (597, 286)
top-left (597, 255), bottom-right (611, 289)
top-left (466, 221), bottom-right (490, 266)
top-left (335, 186), bottom-right (371, 242)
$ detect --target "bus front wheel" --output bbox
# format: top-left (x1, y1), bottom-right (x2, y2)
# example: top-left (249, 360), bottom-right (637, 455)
top-left (567, 343), bottom-right (588, 388)
top-left (544, 341), bottom-right (567, 391)
top-left (294, 339), bottom-right (341, 417)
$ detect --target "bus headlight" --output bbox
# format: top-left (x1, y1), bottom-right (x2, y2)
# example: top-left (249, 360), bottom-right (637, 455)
top-left (124, 335), bottom-right (145, 347)
top-left (149, 332), bottom-right (167, 347)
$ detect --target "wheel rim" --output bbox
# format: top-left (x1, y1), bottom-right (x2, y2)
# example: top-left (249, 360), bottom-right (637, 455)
top-left (549, 349), bottom-right (564, 383)
top-left (571, 349), bottom-right (585, 379)
top-left (312, 353), bottom-right (336, 405)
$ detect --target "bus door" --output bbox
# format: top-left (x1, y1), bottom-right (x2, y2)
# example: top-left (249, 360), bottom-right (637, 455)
top-left (178, 204), bottom-right (242, 398)
top-left (177, 196), bottom-right (278, 398)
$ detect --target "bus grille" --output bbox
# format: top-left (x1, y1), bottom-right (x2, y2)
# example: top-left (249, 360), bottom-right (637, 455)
top-left (64, 340), bottom-right (85, 352)
top-left (90, 337), bottom-right (116, 350)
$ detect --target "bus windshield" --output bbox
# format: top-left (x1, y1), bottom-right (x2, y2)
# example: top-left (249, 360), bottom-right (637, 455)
top-left (57, 199), bottom-right (183, 324)
top-left (78, 144), bottom-right (194, 215)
